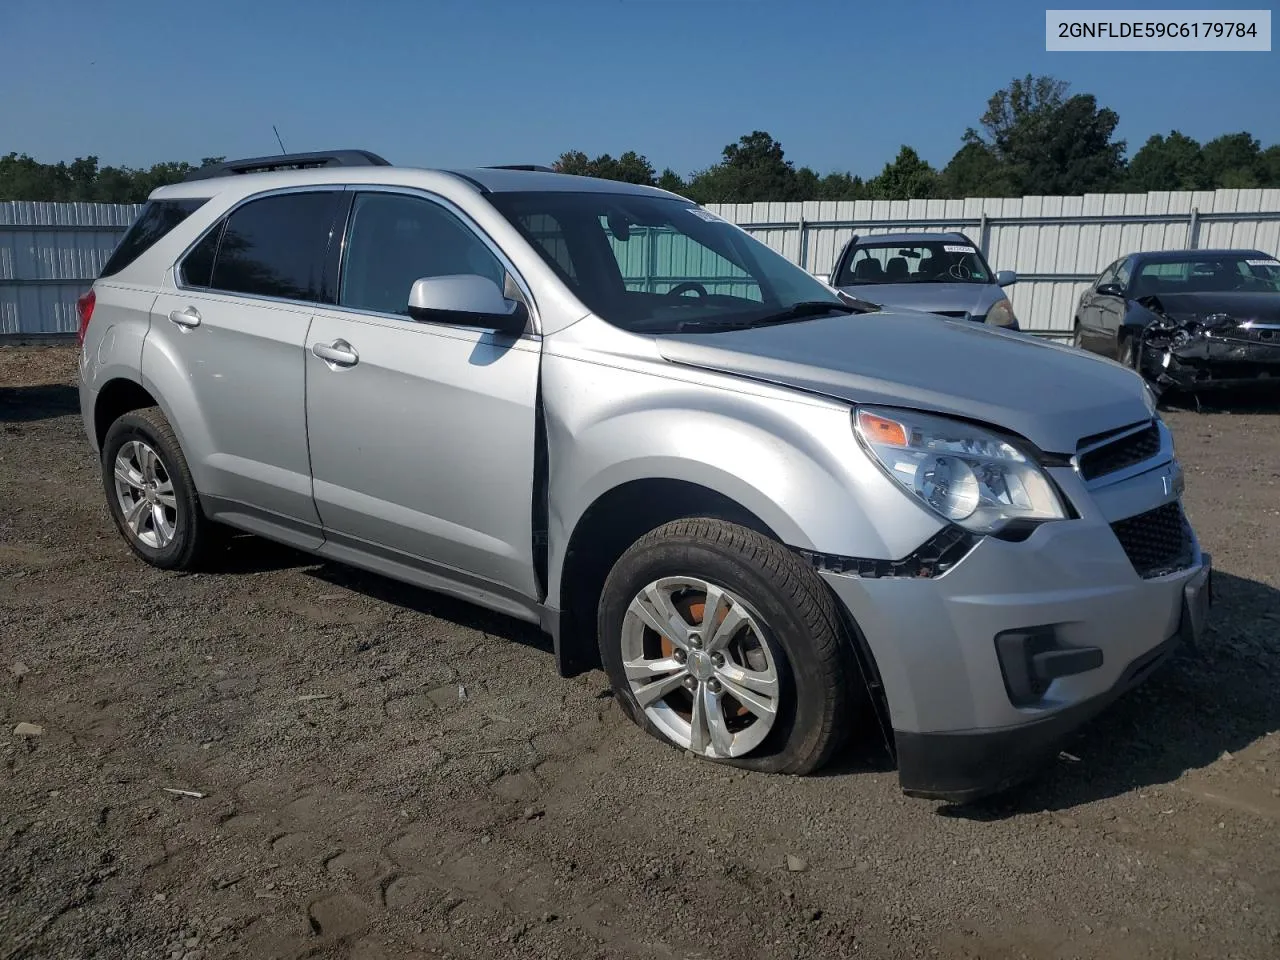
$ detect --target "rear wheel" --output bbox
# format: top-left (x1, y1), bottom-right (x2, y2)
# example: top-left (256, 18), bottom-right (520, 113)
top-left (598, 518), bottom-right (858, 774)
top-left (101, 406), bottom-right (217, 571)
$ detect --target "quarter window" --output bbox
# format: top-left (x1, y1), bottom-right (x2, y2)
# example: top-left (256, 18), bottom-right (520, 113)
top-left (180, 222), bottom-right (224, 288)
top-left (99, 198), bottom-right (210, 278)
top-left (209, 192), bottom-right (343, 302)
top-left (339, 193), bottom-right (506, 316)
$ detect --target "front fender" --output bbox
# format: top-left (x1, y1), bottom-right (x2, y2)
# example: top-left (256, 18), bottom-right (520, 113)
top-left (543, 353), bottom-right (945, 603)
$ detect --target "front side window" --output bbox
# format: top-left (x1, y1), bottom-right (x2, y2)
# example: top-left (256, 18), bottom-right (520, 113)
top-left (339, 192), bottom-right (506, 316)
top-left (209, 191), bottom-right (343, 302)
top-left (100, 198), bottom-right (210, 278)
top-left (488, 191), bottom-right (843, 334)
top-left (838, 239), bottom-right (992, 286)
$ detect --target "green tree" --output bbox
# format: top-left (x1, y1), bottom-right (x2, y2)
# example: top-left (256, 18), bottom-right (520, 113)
top-left (1261, 144), bottom-right (1280, 187)
top-left (1024, 93), bottom-right (1125, 194)
top-left (685, 131), bottom-right (799, 203)
top-left (1201, 132), bottom-right (1263, 188)
top-left (938, 141), bottom-right (1019, 198)
top-left (961, 75), bottom-right (1125, 195)
top-left (0, 152), bottom-right (215, 202)
top-left (656, 168), bottom-right (686, 193)
top-left (551, 149), bottom-right (657, 185)
top-left (866, 146), bottom-right (938, 200)
top-left (1126, 131), bottom-right (1208, 192)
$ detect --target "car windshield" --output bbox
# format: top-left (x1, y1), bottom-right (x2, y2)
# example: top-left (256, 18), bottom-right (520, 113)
top-left (836, 239), bottom-right (993, 286)
top-left (1131, 254), bottom-right (1280, 297)
top-left (486, 191), bottom-right (850, 334)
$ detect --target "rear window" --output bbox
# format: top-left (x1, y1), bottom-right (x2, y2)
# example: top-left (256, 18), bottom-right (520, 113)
top-left (99, 198), bottom-right (210, 278)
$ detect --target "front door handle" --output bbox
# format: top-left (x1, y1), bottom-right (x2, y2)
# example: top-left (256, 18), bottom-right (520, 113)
top-left (312, 339), bottom-right (359, 367)
top-left (169, 306), bottom-right (201, 328)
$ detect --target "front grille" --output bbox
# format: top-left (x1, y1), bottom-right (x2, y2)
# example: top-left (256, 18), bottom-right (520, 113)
top-left (1077, 421), bottom-right (1161, 481)
top-left (1110, 501), bottom-right (1194, 579)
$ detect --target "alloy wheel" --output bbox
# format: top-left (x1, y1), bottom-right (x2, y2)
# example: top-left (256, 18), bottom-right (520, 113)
top-left (112, 440), bottom-right (178, 549)
top-left (620, 576), bottom-right (780, 759)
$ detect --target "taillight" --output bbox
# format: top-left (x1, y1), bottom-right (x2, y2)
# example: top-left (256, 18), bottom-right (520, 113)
top-left (75, 289), bottom-right (96, 346)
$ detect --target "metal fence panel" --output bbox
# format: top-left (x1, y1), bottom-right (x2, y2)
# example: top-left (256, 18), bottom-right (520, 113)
top-left (708, 188), bottom-right (1280, 334)
top-left (3, 191), bottom-right (1279, 337)
top-left (0, 201), bottom-right (144, 334)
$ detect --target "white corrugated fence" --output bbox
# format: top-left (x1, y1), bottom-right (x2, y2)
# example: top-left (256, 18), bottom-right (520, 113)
top-left (3, 189), bottom-right (1279, 336)
top-left (705, 189), bottom-right (1280, 334)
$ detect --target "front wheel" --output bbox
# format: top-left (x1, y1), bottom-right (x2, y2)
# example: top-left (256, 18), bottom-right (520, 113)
top-left (1071, 320), bottom-right (1084, 350)
top-left (1118, 333), bottom-right (1137, 368)
top-left (598, 518), bottom-right (859, 775)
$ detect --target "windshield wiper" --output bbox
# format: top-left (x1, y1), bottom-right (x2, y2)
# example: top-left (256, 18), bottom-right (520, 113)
top-left (674, 300), bottom-right (863, 333)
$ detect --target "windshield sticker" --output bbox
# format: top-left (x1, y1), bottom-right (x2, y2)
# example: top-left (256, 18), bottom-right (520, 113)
top-left (944, 244), bottom-right (977, 254)
top-left (686, 207), bottom-right (724, 223)
top-left (1246, 258), bottom-right (1279, 266)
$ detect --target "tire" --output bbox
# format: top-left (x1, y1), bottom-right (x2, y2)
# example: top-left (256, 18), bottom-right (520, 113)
top-left (100, 406), bottom-right (216, 571)
top-left (1118, 333), bottom-right (1137, 368)
top-left (597, 518), bottom-right (858, 775)
top-left (1071, 320), bottom-right (1084, 349)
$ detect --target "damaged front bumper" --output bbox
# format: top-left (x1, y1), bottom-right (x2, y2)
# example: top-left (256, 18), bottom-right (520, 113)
top-left (1137, 309), bottom-right (1280, 391)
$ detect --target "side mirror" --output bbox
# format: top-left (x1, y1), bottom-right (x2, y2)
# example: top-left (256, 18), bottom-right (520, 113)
top-left (1096, 282), bottom-right (1125, 298)
top-left (407, 274), bottom-right (528, 336)
top-left (995, 270), bottom-right (1018, 287)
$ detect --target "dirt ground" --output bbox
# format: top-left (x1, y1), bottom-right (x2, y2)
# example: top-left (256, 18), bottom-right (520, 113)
top-left (1, 344), bottom-right (1278, 960)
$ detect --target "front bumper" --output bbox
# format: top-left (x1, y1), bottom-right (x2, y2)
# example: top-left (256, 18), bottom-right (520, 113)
top-left (1141, 333), bottom-right (1280, 391)
top-left (819, 500), bottom-right (1210, 802)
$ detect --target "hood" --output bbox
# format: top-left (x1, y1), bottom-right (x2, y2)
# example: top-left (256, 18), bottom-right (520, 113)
top-left (1136, 290), bottom-right (1280, 324)
top-left (835, 282), bottom-right (1004, 318)
top-left (655, 311), bottom-right (1153, 455)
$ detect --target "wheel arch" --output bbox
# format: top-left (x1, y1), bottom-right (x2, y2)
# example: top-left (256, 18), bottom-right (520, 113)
top-left (93, 376), bottom-right (160, 450)
top-left (553, 477), bottom-right (781, 677)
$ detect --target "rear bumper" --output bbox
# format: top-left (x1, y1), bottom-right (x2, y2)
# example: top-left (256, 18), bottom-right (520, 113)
top-left (77, 350), bottom-right (99, 455)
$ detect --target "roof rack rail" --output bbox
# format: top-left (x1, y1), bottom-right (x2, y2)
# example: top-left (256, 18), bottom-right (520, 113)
top-left (183, 150), bottom-right (391, 182)
top-left (483, 164), bottom-right (556, 173)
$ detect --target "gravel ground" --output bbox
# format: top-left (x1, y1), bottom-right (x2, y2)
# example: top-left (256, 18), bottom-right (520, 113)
top-left (2, 344), bottom-right (1278, 960)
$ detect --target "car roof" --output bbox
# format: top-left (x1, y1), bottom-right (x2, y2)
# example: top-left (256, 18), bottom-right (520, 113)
top-left (1130, 248), bottom-right (1266, 262)
top-left (854, 231), bottom-right (975, 245)
top-left (150, 163), bottom-right (682, 202)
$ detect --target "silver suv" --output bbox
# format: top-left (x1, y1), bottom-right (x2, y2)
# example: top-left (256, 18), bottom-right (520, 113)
top-left (77, 151), bottom-right (1211, 802)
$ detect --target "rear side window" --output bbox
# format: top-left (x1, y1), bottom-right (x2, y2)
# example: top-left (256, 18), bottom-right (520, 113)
top-left (99, 198), bottom-right (210, 278)
top-left (208, 192), bottom-right (343, 302)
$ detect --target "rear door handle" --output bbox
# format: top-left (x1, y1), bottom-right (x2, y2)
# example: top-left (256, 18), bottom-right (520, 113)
top-left (312, 339), bottom-right (359, 367)
top-left (169, 306), bottom-right (201, 328)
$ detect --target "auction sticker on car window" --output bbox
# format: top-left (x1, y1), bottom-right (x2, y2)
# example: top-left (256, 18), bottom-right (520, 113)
top-left (1246, 258), bottom-right (1279, 266)
top-left (944, 245), bottom-right (977, 254)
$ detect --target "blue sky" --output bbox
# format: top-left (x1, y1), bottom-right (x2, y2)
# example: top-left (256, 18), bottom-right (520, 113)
top-left (4, 0), bottom-right (1277, 177)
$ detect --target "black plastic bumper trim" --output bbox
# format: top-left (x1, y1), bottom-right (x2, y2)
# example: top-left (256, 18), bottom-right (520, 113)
top-left (896, 630), bottom-right (1182, 803)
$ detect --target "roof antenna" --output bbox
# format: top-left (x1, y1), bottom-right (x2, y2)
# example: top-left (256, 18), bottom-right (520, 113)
top-left (272, 125), bottom-right (287, 154)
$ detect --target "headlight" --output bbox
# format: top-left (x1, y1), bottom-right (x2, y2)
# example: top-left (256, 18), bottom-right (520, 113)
top-left (986, 298), bottom-right (1017, 328)
top-left (854, 406), bottom-right (1067, 535)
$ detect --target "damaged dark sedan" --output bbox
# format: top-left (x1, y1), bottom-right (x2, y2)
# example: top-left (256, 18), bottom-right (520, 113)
top-left (1072, 248), bottom-right (1280, 393)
